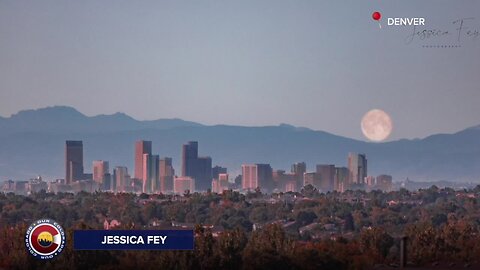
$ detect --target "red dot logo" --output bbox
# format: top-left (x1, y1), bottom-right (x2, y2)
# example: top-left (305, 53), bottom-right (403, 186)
top-left (372, 11), bottom-right (382, 21)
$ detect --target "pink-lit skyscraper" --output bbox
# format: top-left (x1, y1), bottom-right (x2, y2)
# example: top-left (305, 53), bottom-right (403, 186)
top-left (174, 176), bottom-right (195, 194)
top-left (93, 160), bottom-right (109, 185)
top-left (242, 164), bottom-right (273, 191)
top-left (135, 140), bottom-right (152, 180)
top-left (212, 173), bottom-right (229, 193)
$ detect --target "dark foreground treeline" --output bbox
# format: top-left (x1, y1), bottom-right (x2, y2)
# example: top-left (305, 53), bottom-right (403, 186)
top-left (1, 222), bottom-right (480, 270)
top-left (1, 186), bottom-right (480, 269)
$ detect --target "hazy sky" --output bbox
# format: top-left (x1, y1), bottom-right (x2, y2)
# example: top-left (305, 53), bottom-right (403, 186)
top-left (0, 0), bottom-right (479, 140)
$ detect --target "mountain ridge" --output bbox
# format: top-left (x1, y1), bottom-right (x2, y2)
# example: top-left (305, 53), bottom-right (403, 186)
top-left (0, 106), bottom-right (478, 183)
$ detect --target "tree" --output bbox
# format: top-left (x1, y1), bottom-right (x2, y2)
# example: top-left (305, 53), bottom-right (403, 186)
top-left (295, 211), bottom-right (317, 226)
top-left (242, 224), bottom-right (294, 270)
top-left (343, 213), bottom-right (355, 231)
top-left (359, 227), bottom-right (394, 262)
top-left (301, 184), bottom-right (319, 197)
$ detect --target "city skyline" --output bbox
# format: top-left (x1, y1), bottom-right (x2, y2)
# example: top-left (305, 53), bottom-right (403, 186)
top-left (50, 138), bottom-right (392, 195)
top-left (0, 137), bottom-right (396, 195)
top-left (0, 105), bottom-right (478, 182)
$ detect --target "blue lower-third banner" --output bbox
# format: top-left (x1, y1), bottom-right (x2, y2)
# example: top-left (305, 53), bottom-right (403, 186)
top-left (74, 230), bottom-right (194, 250)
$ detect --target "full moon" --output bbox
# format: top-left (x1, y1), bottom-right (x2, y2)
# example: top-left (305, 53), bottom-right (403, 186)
top-left (361, 109), bottom-right (393, 142)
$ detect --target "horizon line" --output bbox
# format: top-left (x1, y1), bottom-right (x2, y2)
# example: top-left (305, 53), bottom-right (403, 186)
top-left (1, 105), bottom-right (477, 142)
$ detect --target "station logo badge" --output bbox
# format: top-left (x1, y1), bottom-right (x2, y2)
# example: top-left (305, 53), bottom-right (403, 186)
top-left (25, 219), bottom-right (66, 260)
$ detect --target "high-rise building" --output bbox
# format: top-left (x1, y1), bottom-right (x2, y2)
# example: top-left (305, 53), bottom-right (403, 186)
top-left (142, 154), bottom-right (150, 193)
top-left (142, 154), bottom-right (159, 193)
top-left (131, 178), bottom-right (143, 193)
top-left (174, 176), bottom-right (195, 194)
top-left (103, 173), bottom-right (112, 191)
top-left (65, 141), bottom-right (84, 184)
top-left (1, 180), bottom-right (15, 193)
top-left (93, 160), bottom-right (109, 188)
top-left (285, 181), bottom-right (297, 192)
top-left (70, 179), bottom-right (99, 193)
top-left (316, 164), bottom-right (335, 192)
top-left (376, 174), bottom-right (393, 191)
top-left (218, 173), bottom-right (229, 187)
top-left (241, 165), bottom-right (256, 190)
top-left (241, 164), bottom-right (273, 191)
top-left (303, 172), bottom-right (320, 188)
top-left (212, 179), bottom-right (220, 193)
top-left (13, 181), bottom-right (28, 195)
top-left (334, 167), bottom-right (349, 192)
top-left (27, 176), bottom-right (48, 194)
top-left (212, 166), bottom-right (228, 180)
top-left (159, 157), bottom-right (175, 193)
top-left (113, 166), bottom-right (130, 193)
top-left (347, 153), bottom-right (367, 185)
top-left (150, 155), bottom-right (160, 193)
top-left (272, 170), bottom-right (295, 192)
top-left (292, 162), bottom-right (307, 175)
top-left (135, 140), bottom-right (152, 180)
top-left (365, 176), bottom-right (375, 186)
top-left (196, 156), bottom-right (212, 190)
top-left (181, 141), bottom-right (212, 191)
top-left (212, 173), bottom-right (229, 193)
top-left (182, 141), bottom-right (198, 176)
top-left (291, 162), bottom-right (306, 189)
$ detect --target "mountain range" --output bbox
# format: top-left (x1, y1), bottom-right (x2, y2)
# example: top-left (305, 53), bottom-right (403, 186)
top-left (0, 106), bottom-right (479, 182)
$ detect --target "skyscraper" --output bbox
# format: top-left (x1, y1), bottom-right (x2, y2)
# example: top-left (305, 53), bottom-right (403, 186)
top-left (303, 172), bottom-right (319, 187)
top-left (65, 140), bottom-right (84, 184)
top-left (292, 162), bottom-right (307, 176)
top-left (181, 141), bottom-right (212, 191)
top-left (347, 153), bottom-right (367, 185)
top-left (272, 170), bottom-right (296, 192)
top-left (142, 154), bottom-right (159, 194)
top-left (174, 176), bottom-right (195, 194)
top-left (291, 162), bottom-right (306, 189)
top-left (135, 140), bottom-right (152, 180)
top-left (285, 181), bottom-right (296, 192)
top-left (241, 164), bottom-right (273, 191)
top-left (376, 174), bottom-right (393, 191)
top-left (334, 167), bottom-right (349, 192)
top-left (212, 166), bottom-right (227, 180)
top-left (212, 173), bottom-right (229, 193)
top-left (242, 165), bottom-right (256, 190)
top-left (196, 156), bottom-right (212, 190)
top-left (150, 155), bottom-right (160, 193)
top-left (93, 160), bottom-right (109, 187)
top-left (113, 166), bottom-right (130, 193)
top-left (142, 153), bottom-right (150, 193)
top-left (365, 176), bottom-right (375, 187)
top-left (159, 157), bottom-right (175, 193)
top-left (181, 141), bottom-right (198, 177)
top-left (218, 173), bottom-right (229, 189)
top-left (316, 164), bottom-right (335, 192)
